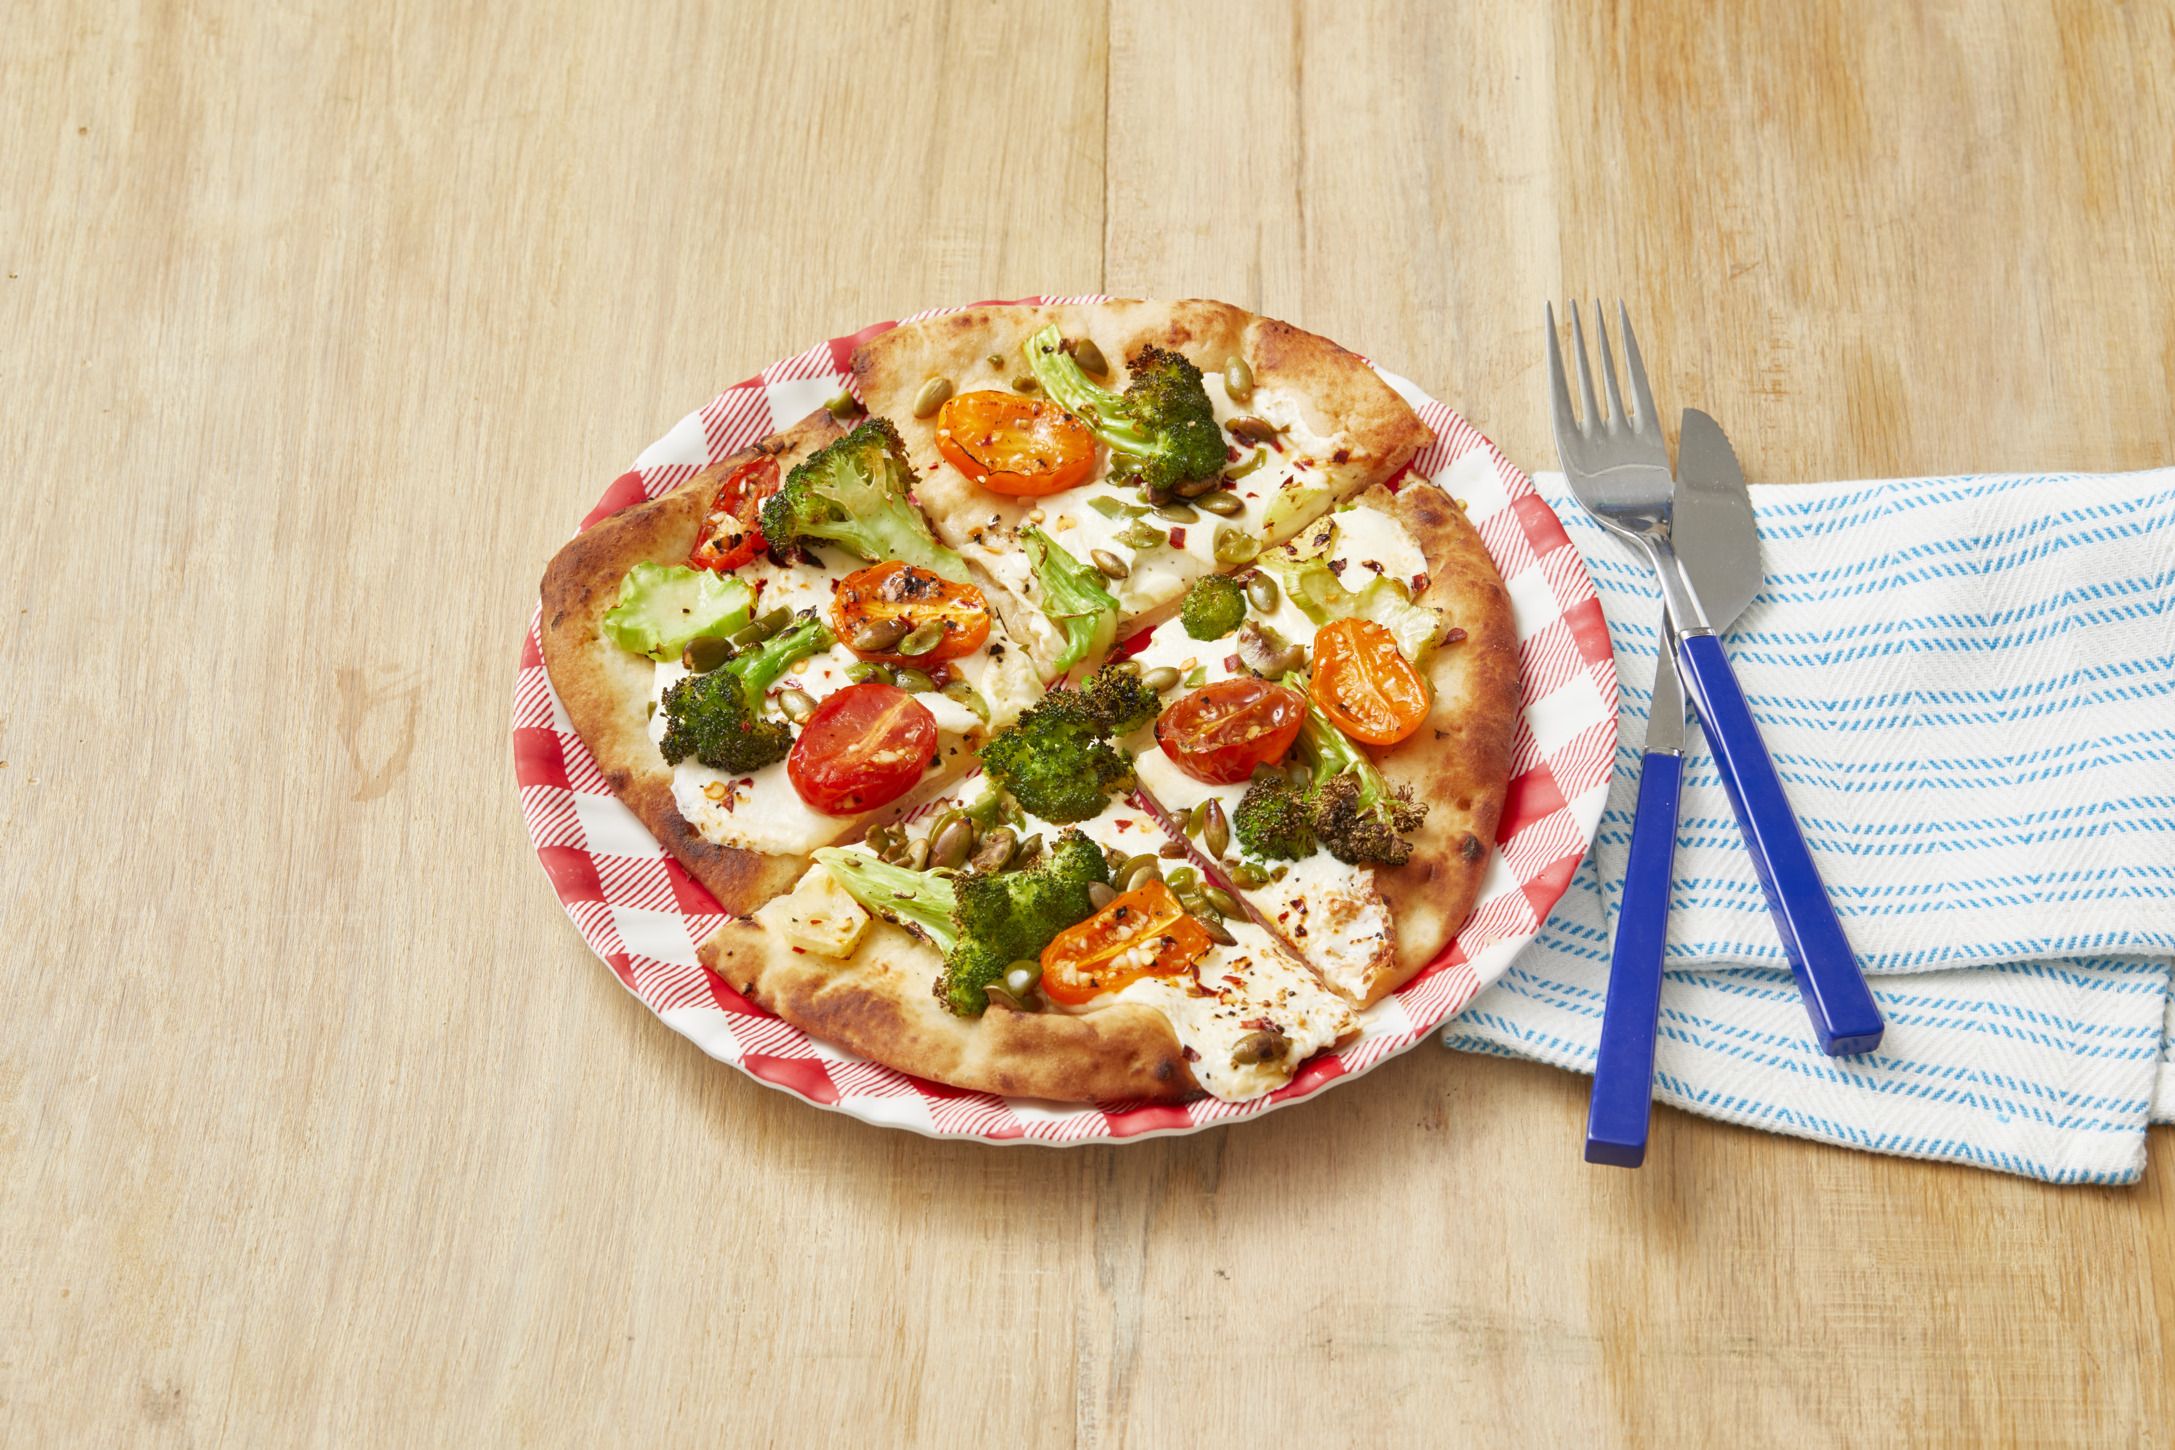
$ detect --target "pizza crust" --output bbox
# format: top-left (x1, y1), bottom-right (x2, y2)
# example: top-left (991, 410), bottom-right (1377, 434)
top-left (537, 410), bottom-right (844, 916)
top-left (700, 914), bottom-right (1201, 1103)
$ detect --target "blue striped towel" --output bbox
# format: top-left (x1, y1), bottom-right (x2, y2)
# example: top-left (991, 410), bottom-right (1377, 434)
top-left (1443, 469), bottom-right (2175, 1184)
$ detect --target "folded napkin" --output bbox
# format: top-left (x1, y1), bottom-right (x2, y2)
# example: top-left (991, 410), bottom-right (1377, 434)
top-left (1444, 468), bottom-right (2175, 1184)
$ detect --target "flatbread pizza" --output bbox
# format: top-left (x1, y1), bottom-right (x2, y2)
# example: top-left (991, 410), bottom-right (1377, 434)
top-left (537, 298), bottom-right (1517, 1104)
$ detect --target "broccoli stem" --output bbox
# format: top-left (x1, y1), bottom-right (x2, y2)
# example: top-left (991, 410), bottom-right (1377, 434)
top-left (732, 616), bottom-right (835, 697)
top-left (811, 849), bottom-right (959, 953)
top-left (1023, 325), bottom-right (1154, 455)
top-left (1022, 526), bottom-right (1119, 674)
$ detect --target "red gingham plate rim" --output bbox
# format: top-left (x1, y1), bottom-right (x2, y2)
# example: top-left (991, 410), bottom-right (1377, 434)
top-left (513, 299), bottom-right (1619, 1144)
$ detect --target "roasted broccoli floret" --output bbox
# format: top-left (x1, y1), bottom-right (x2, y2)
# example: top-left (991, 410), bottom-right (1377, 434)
top-left (1232, 771), bottom-right (1317, 860)
top-left (941, 830), bottom-right (1112, 1014)
top-left (657, 616), bottom-right (836, 773)
top-left (1024, 326), bottom-right (1226, 495)
top-left (758, 419), bottom-right (969, 581)
top-left (1180, 574), bottom-right (1247, 640)
top-left (1022, 526), bottom-right (1119, 674)
top-left (1078, 663), bottom-right (1160, 735)
top-left (814, 829), bottom-right (1111, 1016)
top-left (976, 684), bottom-right (1134, 823)
top-left (1290, 689), bottom-right (1427, 866)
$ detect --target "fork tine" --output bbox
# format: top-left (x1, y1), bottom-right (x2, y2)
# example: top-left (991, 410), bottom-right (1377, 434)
top-left (1617, 301), bottom-right (1660, 434)
top-left (1592, 298), bottom-right (1627, 430)
top-left (1568, 301), bottom-right (1601, 435)
top-left (1544, 303), bottom-right (1580, 442)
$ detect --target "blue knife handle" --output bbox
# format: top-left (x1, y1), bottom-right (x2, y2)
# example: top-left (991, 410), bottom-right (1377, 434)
top-left (1674, 631), bottom-right (1885, 1056)
top-left (1585, 748), bottom-right (1682, 1167)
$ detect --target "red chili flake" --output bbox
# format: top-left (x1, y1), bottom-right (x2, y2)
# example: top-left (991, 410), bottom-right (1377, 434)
top-left (1182, 1045), bottom-right (1202, 1062)
top-left (1225, 444), bottom-right (1240, 463)
top-left (1332, 448), bottom-right (1350, 464)
top-left (1167, 527), bottom-right (1186, 549)
top-left (1240, 1017), bottom-right (1272, 1030)
top-left (1224, 654), bottom-right (1242, 672)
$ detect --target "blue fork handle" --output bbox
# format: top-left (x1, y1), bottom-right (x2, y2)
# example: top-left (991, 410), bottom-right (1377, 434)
top-left (1674, 631), bottom-right (1885, 1056)
top-left (1585, 748), bottom-right (1682, 1167)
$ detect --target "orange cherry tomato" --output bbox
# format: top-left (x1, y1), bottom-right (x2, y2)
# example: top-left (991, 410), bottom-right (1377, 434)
top-left (1309, 618), bottom-right (1432, 745)
top-left (689, 456), bottom-right (779, 572)
top-left (786, 683), bottom-right (938, 815)
top-left (936, 390), bottom-right (1098, 497)
top-left (830, 560), bottom-right (993, 663)
top-left (1039, 880), bottom-right (1216, 1005)
top-left (1155, 678), bottom-right (1307, 785)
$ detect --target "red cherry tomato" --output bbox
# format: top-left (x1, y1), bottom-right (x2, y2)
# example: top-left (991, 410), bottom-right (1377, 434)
top-left (1310, 618), bottom-right (1432, 745)
top-left (786, 683), bottom-right (938, 815)
top-left (1039, 880), bottom-right (1215, 1005)
top-left (936, 391), bottom-right (1099, 497)
top-left (689, 456), bottom-right (779, 572)
top-left (1154, 677), bottom-right (1308, 785)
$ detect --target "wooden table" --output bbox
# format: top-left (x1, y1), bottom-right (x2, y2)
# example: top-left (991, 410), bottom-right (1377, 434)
top-left (6, 3), bottom-right (2170, 1443)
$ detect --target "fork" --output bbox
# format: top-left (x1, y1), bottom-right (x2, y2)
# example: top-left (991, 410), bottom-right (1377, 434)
top-left (1546, 302), bottom-right (1885, 1059)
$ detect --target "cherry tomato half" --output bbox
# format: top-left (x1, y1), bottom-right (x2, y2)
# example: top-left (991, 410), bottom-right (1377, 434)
top-left (689, 456), bottom-right (780, 572)
top-left (1039, 879), bottom-right (1215, 1005)
top-left (1154, 677), bottom-right (1308, 785)
top-left (1309, 618), bottom-right (1432, 745)
top-left (786, 683), bottom-right (938, 816)
top-left (830, 560), bottom-right (993, 664)
top-left (936, 390), bottom-right (1099, 497)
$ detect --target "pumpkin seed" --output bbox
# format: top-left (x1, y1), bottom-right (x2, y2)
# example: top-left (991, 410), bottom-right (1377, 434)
top-left (1197, 915), bottom-right (1237, 947)
top-left (851, 616), bottom-right (910, 653)
top-left (904, 838), bottom-right (931, 871)
top-left (1227, 415), bottom-right (1281, 446)
top-left (1202, 799), bottom-right (1230, 859)
top-left (1165, 865), bottom-right (1199, 894)
top-left (940, 677), bottom-right (990, 721)
top-left (1226, 447), bottom-right (1267, 480)
top-left (681, 634), bottom-right (731, 673)
top-left (891, 666), bottom-right (936, 693)
top-left (970, 827), bottom-right (1018, 873)
top-left (963, 789), bottom-right (1005, 828)
top-left (1091, 548), bottom-right (1130, 580)
top-left (1118, 520), bottom-right (1167, 550)
top-left (913, 376), bottom-right (953, 418)
top-left (777, 687), bottom-right (817, 723)
top-left (1140, 476), bottom-right (1176, 507)
top-left (1203, 884), bottom-right (1241, 918)
top-left (1071, 338), bottom-right (1109, 377)
top-left (1175, 472), bottom-right (1224, 499)
top-left (846, 661), bottom-right (895, 686)
top-left (1186, 799), bottom-right (1211, 837)
top-left (1229, 861), bottom-right (1269, 889)
top-left (825, 390), bottom-right (863, 421)
top-left (1152, 502), bottom-right (1199, 524)
top-left (1120, 855), bottom-right (1163, 892)
top-left (1229, 1027), bottom-right (1288, 1064)
top-left (930, 817), bottom-right (976, 869)
top-left (1195, 490), bottom-right (1244, 517)
top-left (1157, 839), bottom-right (1188, 859)
top-left (1245, 573), bottom-right (1281, 612)
top-left (1012, 833), bottom-right (1044, 868)
top-left (1183, 664), bottom-right (1207, 687)
top-left (1011, 374), bottom-right (1038, 393)
top-left (1214, 526), bottom-right (1260, 566)
top-left (1088, 495), bottom-right (1132, 518)
top-left (1087, 881), bottom-right (1117, 910)
top-left (1224, 356), bottom-right (1254, 401)
top-left (1003, 961), bottom-right (1041, 998)
top-left (897, 620), bottom-right (947, 656)
top-left (1140, 665), bottom-right (1181, 693)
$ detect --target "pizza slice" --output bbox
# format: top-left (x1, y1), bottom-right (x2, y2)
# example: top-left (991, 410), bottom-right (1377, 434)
top-left (851, 300), bottom-right (1432, 677)
top-left (539, 409), bottom-right (1044, 915)
top-left (1116, 480), bottom-right (1519, 1003)
top-left (702, 782), bottom-right (1360, 1104)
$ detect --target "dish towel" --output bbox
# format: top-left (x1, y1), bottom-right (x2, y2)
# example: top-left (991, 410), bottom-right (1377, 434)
top-left (1443, 468), bottom-right (2175, 1184)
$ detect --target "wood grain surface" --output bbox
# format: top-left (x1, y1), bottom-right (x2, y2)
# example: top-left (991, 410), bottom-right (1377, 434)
top-left (4, 2), bottom-right (2171, 1444)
